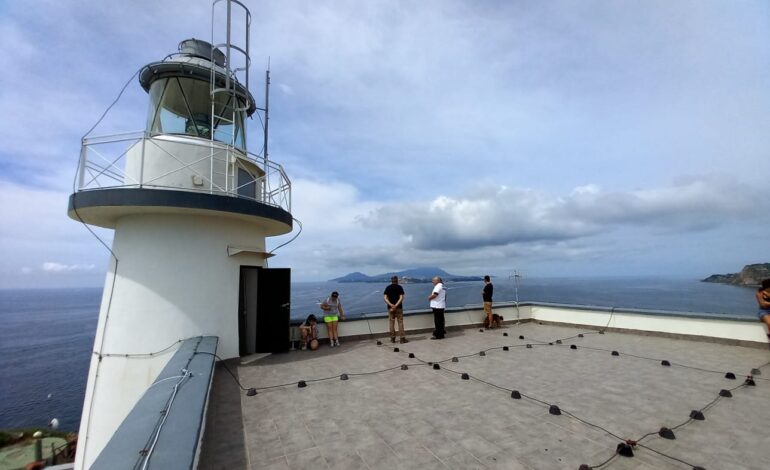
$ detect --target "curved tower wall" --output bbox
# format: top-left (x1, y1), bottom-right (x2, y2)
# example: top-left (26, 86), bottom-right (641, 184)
top-left (71, 17), bottom-right (289, 465)
top-left (77, 213), bottom-right (269, 467)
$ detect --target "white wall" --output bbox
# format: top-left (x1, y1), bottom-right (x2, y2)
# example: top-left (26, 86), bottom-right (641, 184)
top-left (529, 305), bottom-right (767, 343)
top-left (75, 212), bottom-right (267, 469)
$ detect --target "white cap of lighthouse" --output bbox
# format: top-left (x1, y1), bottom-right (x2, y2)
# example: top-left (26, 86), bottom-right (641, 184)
top-left (69, 2), bottom-right (293, 467)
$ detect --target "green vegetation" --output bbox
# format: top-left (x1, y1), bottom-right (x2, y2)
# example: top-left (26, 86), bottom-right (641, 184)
top-left (0, 429), bottom-right (73, 448)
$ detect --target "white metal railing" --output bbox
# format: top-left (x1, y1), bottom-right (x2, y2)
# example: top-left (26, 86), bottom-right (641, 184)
top-left (76, 131), bottom-right (291, 214)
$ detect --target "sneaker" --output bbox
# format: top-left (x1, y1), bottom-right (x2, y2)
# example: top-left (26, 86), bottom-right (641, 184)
top-left (330, 340), bottom-right (336, 348)
top-left (400, 337), bottom-right (408, 344)
top-left (301, 344), bottom-right (307, 351)
top-left (335, 339), bottom-right (341, 347)
top-left (390, 337), bottom-right (396, 343)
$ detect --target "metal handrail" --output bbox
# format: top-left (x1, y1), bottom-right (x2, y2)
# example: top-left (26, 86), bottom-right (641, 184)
top-left (76, 132), bottom-right (291, 213)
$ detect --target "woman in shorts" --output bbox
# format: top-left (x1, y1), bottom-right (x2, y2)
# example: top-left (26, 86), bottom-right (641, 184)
top-left (757, 279), bottom-right (770, 341)
top-left (321, 291), bottom-right (345, 347)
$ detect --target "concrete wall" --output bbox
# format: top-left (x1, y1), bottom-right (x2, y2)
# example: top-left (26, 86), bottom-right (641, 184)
top-left (75, 212), bottom-right (267, 469)
top-left (325, 301), bottom-right (766, 347)
top-left (529, 304), bottom-right (766, 344)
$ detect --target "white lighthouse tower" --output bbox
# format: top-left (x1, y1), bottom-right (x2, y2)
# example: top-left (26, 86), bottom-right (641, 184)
top-left (68, 2), bottom-right (292, 467)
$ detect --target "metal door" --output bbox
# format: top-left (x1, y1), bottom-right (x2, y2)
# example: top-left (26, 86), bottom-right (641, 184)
top-left (239, 266), bottom-right (291, 355)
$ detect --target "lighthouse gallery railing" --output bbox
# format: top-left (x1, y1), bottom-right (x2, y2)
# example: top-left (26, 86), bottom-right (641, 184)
top-left (76, 131), bottom-right (291, 213)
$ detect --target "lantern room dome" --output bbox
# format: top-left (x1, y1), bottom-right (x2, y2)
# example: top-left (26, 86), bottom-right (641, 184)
top-left (138, 39), bottom-right (257, 116)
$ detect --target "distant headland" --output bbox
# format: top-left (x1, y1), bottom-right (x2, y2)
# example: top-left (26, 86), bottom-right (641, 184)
top-left (329, 267), bottom-right (481, 283)
top-left (701, 263), bottom-right (770, 286)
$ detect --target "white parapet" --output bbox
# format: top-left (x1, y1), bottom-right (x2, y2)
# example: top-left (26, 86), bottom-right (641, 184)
top-left (327, 302), bottom-right (765, 346)
top-left (529, 305), bottom-right (767, 344)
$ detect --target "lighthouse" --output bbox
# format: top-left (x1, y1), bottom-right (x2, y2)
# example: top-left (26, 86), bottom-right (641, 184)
top-left (68, 2), bottom-right (292, 467)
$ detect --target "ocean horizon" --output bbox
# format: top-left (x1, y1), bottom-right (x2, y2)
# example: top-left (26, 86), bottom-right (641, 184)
top-left (0, 276), bottom-right (760, 432)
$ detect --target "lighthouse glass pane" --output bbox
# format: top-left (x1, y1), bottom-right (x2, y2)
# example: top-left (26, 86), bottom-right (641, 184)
top-left (146, 77), bottom-right (246, 151)
top-left (237, 167), bottom-right (256, 199)
top-left (211, 94), bottom-right (247, 150)
top-left (147, 78), bottom-right (191, 135)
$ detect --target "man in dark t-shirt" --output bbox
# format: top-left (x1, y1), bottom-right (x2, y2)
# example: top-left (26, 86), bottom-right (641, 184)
top-left (384, 276), bottom-right (407, 343)
top-left (482, 275), bottom-right (494, 328)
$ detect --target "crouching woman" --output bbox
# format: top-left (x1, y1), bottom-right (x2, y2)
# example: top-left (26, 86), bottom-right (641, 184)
top-left (299, 314), bottom-right (320, 351)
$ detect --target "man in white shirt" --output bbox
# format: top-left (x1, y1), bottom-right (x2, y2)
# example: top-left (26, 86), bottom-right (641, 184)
top-left (428, 276), bottom-right (446, 339)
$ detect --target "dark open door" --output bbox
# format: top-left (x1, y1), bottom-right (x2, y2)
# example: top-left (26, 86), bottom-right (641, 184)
top-left (239, 266), bottom-right (291, 355)
top-left (256, 267), bottom-right (290, 353)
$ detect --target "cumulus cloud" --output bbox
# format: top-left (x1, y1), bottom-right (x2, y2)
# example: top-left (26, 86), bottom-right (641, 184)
top-left (42, 262), bottom-right (95, 273)
top-left (2, 1), bottom-right (769, 284)
top-left (361, 178), bottom-right (761, 251)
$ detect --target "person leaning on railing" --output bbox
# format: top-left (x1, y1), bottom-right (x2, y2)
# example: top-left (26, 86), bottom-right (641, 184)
top-left (756, 279), bottom-right (770, 342)
top-left (321, 291), bottom-right (345, 347)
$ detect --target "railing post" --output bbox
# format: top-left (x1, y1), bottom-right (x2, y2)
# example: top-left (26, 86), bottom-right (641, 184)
top-left (210, 142), bottom-right (215, 194)
top-left (139, 133), bottom-right (147, 188)
top-left (78, 143), bottom-right (87, 190)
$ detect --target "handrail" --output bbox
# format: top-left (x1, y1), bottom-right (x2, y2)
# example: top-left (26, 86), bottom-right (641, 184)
top-left (76, 133), bottom-right (291, 213)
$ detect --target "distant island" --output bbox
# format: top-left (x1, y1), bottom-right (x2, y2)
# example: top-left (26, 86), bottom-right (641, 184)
top-left (329, 267), bottom-right (481, 283)
top-left (701, 263), bottom-right (770, 286)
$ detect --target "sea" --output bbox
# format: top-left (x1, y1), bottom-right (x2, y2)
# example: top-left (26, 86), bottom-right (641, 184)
top-left (0, 277), bottom-right (760, 433)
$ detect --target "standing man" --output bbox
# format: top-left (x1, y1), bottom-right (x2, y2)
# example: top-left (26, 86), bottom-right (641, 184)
top-left (428, 276), bottom-right (446, 340)
top-left (384, 276), bottom-right (407, 343)
top-left (482, 275), bottom-right (494, 328)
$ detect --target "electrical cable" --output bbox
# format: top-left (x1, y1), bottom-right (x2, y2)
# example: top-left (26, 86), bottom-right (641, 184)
top-left (81, 68), bottom-right (142, 140)
top-left (71, 67), bottom-right (143, 467)
top-left (569, 343), bottom-right (768, 381)
top-left (386, 332), bottom-right (762, 470)
top-left (601, 307), bottom-right (615, 333)
top-left (134, 336), bottom-right (203, 470)
top-left (636, 443), bottom-right (699, 468)
top-left (138, 370), bottom-right (191, 470)
top-left (193, 352), bottom-right (249, 391)
top-left (269, 217), bottom-right (302, 254)
top-left (194, 350), bottom-right (427, 392)
top-left (199, 325), bottom-right (765, 469)
top-left (359, 312), bottom-right (375, 338)
top-left (588, 451), bottom-right (618, 469)
top-left (99, 338), bottom-right (187, 358)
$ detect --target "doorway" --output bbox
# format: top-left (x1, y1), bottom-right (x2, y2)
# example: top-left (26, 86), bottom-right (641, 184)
top-left (238, 266), bottom-right (291, 355)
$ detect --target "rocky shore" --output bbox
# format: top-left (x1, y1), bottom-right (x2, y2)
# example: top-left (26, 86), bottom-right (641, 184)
top-left (702, 263), bottom-right (770, 286)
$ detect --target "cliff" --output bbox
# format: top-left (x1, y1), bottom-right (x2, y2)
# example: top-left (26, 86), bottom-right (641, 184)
top-left (701, 263), bottom-right (770, 286)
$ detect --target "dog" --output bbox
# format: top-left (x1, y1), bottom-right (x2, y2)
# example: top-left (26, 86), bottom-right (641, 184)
top-left (483, 313), bottom-right (504, 329)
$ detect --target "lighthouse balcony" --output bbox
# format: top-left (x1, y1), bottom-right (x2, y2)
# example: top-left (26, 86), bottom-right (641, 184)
top-left (69, 131), bottom-right (292, 233)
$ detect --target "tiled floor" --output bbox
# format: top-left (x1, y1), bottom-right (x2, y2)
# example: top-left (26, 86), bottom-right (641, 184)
top-left (200, 323), bottom-right (770, 469)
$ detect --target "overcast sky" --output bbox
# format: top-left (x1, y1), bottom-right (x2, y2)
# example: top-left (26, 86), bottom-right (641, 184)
top-left (1, 0), bottom-right (768, 288)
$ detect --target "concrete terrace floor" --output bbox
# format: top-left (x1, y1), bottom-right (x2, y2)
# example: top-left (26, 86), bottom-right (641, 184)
top-left (198, 323), bottom-right (770, 470)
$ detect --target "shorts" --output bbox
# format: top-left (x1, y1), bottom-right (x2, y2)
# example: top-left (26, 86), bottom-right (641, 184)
top-left (483, 301), bottom-right (493, 316)
top-left (759, 309), bottom-right (770, 320)
top-left (324, 315), bottom-right (339, 323)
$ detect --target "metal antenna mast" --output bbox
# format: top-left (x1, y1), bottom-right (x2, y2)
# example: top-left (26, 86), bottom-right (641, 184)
top-left (510, 269), bottom-right (522, 323)
top-left (264, 62), bottom-right (270, 163)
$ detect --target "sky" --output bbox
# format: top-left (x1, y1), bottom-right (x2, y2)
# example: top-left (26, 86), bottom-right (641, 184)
top-left (0, 0), bottom-right (768, 288)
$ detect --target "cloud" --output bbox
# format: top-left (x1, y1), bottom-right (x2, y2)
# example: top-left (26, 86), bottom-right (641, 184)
top-left (42, 262), bottom-right (95, 273)
top-left (360, 177), bottom-right (761, 251)
top-left (0, 180), bottom-right (112, 288)
top-left (557, 177), bottom-right (757, 232)
top-left (1, 1), bottom-right (769, 285)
